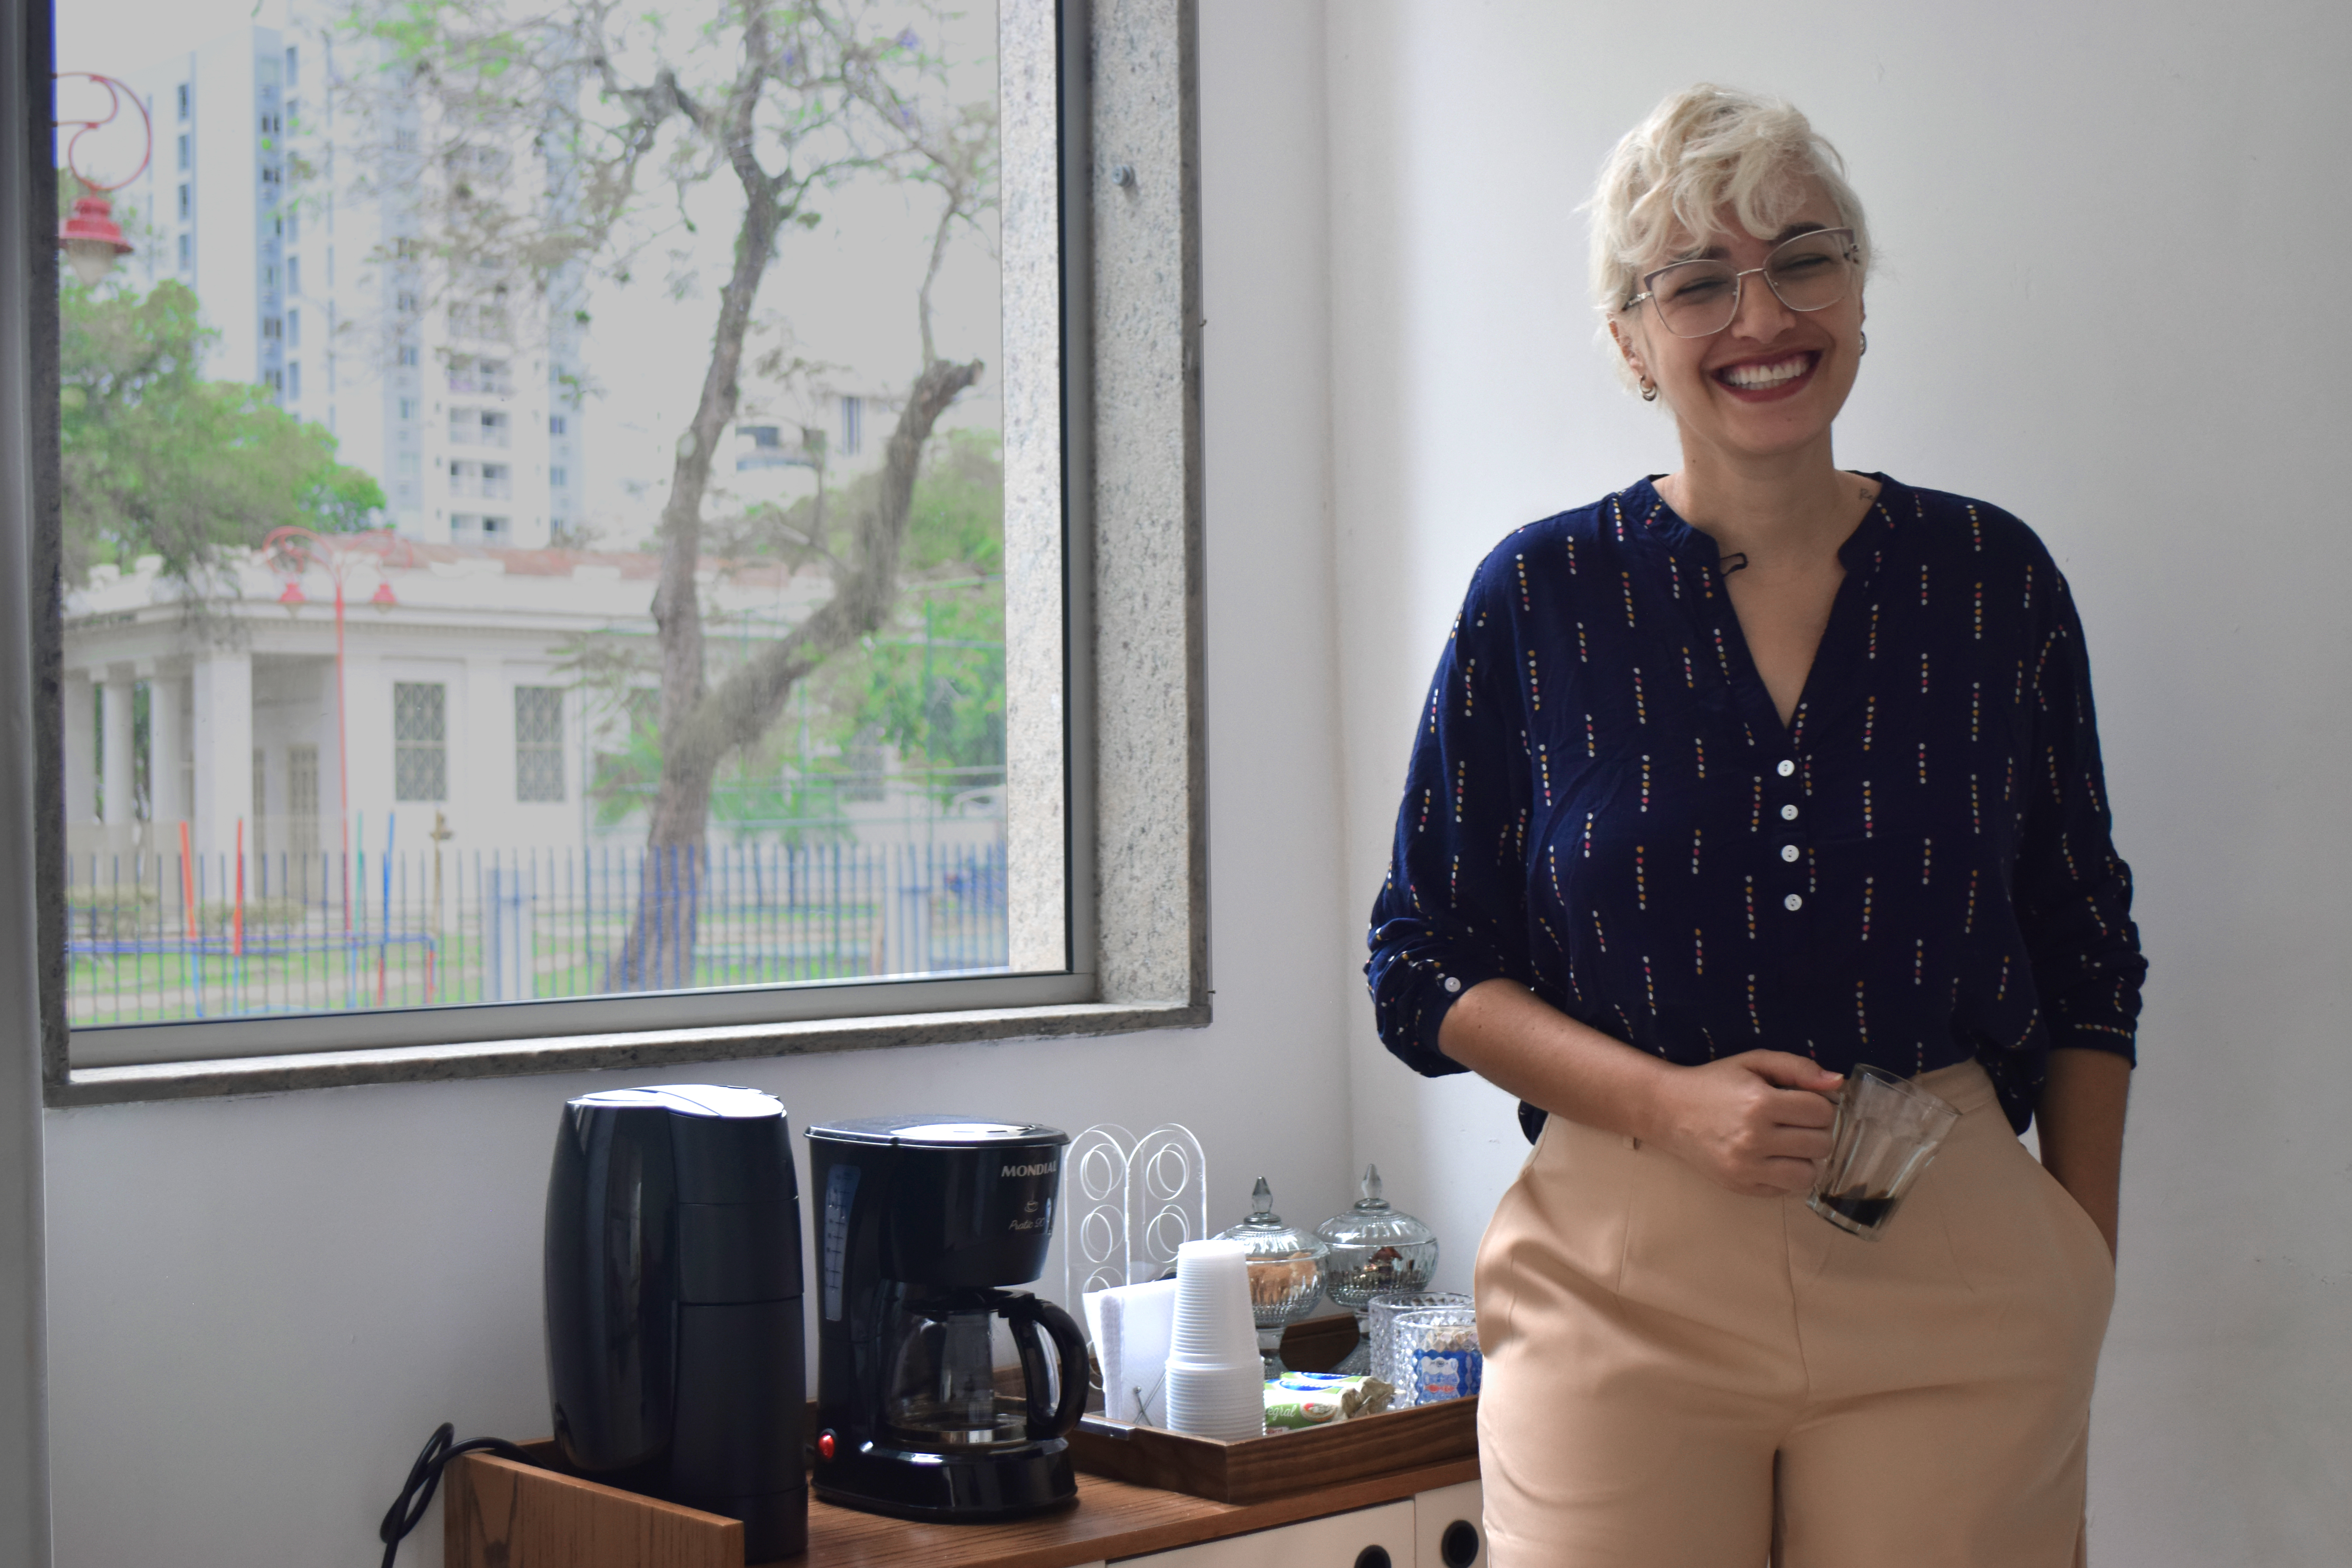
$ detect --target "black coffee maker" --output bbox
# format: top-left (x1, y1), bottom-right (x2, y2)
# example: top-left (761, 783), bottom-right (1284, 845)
top-left (806, 1116), bottom-right (1089, 1521)
top-left (544, 1084), bottom-right (806, 1560)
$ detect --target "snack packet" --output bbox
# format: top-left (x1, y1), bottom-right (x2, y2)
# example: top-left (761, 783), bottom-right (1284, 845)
top-left (1262, 1372), bottom-right (1396, 1431)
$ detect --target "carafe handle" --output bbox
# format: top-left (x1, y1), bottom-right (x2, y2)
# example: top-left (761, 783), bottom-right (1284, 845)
top-left (1006, 1294), bottom-right (1090, 1441)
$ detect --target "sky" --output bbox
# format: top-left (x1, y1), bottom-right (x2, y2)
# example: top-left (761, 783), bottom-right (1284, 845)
top-left (59, 0), bottom-right (1006, 548)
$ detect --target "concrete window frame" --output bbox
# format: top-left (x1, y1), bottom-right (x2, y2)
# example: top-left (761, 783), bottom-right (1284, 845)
top-left (5, 0), bottom-right (1208, 1107)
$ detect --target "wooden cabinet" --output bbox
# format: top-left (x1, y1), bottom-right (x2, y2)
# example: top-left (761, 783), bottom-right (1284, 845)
top-left (1106, 1483), bottom-right (1482, 1568)
top-left (1111, 1499), bottom-right (1414, 1568)
top-left (1411, 1481), bottom-right (1484, 1568)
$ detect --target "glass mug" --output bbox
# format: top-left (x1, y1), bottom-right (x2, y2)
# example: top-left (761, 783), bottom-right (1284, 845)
top-left (1805, 1064), bottom-right (1961, 1239)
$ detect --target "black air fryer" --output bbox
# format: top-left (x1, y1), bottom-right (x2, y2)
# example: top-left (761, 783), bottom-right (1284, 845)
top-left (807, 1116), bottom-right (1088, 1522)
top-left (545, 1084), bottom-right (807, 1560)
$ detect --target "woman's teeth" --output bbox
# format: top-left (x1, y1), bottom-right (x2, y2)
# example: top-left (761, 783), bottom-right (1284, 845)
top-left (1718, 355), bottom-right (1812, 389)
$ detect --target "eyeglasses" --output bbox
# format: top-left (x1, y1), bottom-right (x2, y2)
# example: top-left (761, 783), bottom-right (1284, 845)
top-left (1626, 227), bottom-right (1860, 339)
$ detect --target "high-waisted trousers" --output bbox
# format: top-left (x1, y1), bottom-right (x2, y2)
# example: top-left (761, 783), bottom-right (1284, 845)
top-left (1473, 1059), bottom-right (2115, 1568)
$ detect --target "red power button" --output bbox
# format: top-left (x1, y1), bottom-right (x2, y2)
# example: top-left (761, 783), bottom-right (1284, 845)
top-left (816, 1431), bottom-right (837, 1462)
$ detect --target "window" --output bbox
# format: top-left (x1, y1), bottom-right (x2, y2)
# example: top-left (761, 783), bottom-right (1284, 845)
top-left (392, 683), bottom-right (447, 802)
top-left (176, 234), bottom-right (190, 270)
top-left (177, 183), bottom-right (189, 219)
top-left (33, 0), bottom-right (1205, 1095)
top-left (176, 134), bottom-right (188, 171)
top-left (286, 46), bottom-right (300, 89)
top-left (514, 688), bottom-right (564, 802)
top-left (262, 316), bottom-right (282, 340)
top-left (550, 466), bottom-right (566, 488)
top-left (287, 308), bottom-right (300, 347)
top-left (288, 744), bottom-right (320, 854)
top-left (398, 398), bottom-right (415, 421)
top-left (287, 254), bottom-right (300, 292)
top-left (287, 361), bottom-right (300, 399)
top-left (176, 83), bottom-right (188, 120)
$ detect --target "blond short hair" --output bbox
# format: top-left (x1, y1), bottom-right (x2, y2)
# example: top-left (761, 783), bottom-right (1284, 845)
top-left (1589, 85), bottom-right (1872, 380)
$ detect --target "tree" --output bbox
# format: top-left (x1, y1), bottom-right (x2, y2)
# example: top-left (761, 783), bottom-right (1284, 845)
top-left (343, 0), bottom-right (995, 988)
top-left (574, 430), bottom-right (1005, 839)
top-left (59, 277), bottom-right (385, 587)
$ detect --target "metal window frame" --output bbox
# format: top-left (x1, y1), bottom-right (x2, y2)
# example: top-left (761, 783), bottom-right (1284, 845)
top-left (25, 0), bottom-right (1209, 1105)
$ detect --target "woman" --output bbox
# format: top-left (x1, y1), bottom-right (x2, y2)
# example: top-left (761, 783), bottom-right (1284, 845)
top-left (1366, 85), bottom-right (2142, 1567)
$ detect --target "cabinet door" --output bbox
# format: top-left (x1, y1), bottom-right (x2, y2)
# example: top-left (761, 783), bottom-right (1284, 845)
top-left (1118, 1499), bottom-right (1416, 1568)
top-left (1413, 1480), bottom-right (1485, 1568)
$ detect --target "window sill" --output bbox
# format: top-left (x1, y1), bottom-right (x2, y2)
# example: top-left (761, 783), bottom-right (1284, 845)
top-left (51, 997), bottom-right (1210, 1107)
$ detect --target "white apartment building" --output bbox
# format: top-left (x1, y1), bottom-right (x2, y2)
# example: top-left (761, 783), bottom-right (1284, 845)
top-left (121, 17), bottom-right (587, 549)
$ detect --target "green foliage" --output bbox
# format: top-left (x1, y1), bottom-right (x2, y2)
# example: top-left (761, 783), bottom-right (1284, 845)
top-left (60, 277), bottom-right (385, 584)
top-left (579, 428), bottom-right (1007, 834)
top-left (833, 428), bottom-right (1006, 798)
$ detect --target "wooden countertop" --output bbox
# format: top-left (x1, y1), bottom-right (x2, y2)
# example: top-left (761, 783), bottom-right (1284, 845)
top-left (445, 1318), bottom-right (1476, 1567)
top-left (796, 1457), bottom-right (1478, 1568)
top-left (447, 1452), bottom-right (1479, 1568)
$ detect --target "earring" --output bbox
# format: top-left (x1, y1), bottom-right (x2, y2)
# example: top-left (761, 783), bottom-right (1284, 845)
top-left (1640, 380), bottom-right (1659, 402)
top-left (1859, 330), bottom-right (1868, 357)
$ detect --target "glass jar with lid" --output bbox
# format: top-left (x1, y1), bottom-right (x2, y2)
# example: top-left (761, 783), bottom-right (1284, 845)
top-left (1211, 1177), bottom-right (1330, 1374)
top-left (1315, 1165), bottom-right (1439, 1375)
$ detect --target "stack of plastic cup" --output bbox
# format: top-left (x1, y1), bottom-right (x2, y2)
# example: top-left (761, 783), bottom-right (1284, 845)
top-left (1162, 1239), bottom-right (1266, 1440)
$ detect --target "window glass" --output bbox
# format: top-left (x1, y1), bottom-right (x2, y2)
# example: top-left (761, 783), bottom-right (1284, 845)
top-left (392, 683), bottom-right (447, 802)
top-left (58, 0), bottom-right (1058, 1045)
top-left (514, 688), bottom-right (565, 803)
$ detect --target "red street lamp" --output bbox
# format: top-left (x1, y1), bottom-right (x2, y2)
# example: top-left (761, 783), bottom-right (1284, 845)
top-left (55, 73), bottom-right (151, 287)
top-left (264, 527), bottom-right (385, 934)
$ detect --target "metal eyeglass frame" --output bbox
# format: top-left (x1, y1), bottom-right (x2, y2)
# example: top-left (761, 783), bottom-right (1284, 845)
top-left (1624, 227), bottom-right (1861, 338)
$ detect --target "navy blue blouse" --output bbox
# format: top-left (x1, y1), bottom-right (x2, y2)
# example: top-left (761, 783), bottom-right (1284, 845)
top-left (1366, 475), bottom-right (2144, 1135)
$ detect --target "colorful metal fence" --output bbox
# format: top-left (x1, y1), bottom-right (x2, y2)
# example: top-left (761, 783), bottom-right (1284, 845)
top-left (64, 839), bottom-right (1010, 1027)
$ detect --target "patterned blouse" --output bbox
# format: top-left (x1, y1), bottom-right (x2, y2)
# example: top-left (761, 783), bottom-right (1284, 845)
top-left (1365, 474), bottom-right (2145, 1136)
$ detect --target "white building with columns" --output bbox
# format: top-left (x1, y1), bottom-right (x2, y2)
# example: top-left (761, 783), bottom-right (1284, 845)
top-left (61, 536), bottom-right (837, 868)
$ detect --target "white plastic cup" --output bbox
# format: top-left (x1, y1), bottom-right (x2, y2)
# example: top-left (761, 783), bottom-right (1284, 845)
top-left (1165, 1358), bottom-right (1265, 1441)
top-left (1170, 1239), bottom-right (1257, 1363)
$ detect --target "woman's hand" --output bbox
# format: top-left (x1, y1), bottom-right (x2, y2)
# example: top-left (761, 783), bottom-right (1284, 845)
top-left (1645, 1052), bottom-right (1845, 1196)
top-left (1438, 983), bottom-right (1843, 1197)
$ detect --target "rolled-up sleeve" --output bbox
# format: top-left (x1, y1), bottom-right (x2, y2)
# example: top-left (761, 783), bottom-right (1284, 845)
top-left (1366, 566), bottom-right (1536, 1077)
top-left (2013, 569), bottom-right (2145, 1063)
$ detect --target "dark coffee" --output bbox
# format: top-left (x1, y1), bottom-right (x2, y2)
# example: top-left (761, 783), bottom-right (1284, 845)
top-left (1819, 1189), bottom-right (1897, 1229)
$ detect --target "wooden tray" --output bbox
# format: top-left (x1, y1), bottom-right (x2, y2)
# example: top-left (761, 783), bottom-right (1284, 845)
top-left (1064, 1315), bottom-right (1478, 1505)
top-left (1065, 1396), bottom-right (1478, 1506)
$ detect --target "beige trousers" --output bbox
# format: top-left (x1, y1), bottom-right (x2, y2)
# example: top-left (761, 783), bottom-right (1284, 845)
top-left (1474, 1060), bottom-right (2114, 1568)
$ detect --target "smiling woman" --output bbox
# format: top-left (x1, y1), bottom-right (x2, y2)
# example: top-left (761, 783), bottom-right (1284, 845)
top-left (1365, 82), bottom-right (2144, 1568)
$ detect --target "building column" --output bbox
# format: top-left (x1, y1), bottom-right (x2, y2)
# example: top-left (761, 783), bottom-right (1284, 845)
top-left (61, 672), bottom-right (95, 825)
top-left (190, 649), bottom-right (254, 861)
top-left (147, 672), bottom-right (187, 831)
top-left (100, 668), bottom-right (135, 829)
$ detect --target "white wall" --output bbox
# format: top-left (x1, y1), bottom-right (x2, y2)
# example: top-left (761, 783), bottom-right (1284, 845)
top-left (43, 2), bottom-right (2352, 1563)
top-left (36, 7), bottom-right (1349, 1565)
top-left (1327, 2), bottom-right (2352, 1562)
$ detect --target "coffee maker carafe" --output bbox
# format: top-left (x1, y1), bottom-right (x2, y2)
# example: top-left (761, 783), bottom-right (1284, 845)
top-left (807, 1117), bottom-right (1088, 1521)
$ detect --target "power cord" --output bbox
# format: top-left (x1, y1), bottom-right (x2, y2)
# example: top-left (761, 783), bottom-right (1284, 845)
top-left (378, 1423), bottom-right (539, 1568)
